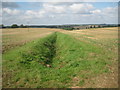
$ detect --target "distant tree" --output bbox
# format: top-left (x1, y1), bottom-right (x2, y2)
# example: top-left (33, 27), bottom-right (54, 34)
top-left (90, 26), bottom-right (92, 28)
top-left (119, 24), bottom-right (120, 27)
top-left (24, 25), bottom-right (27, 28)
top-left (0, 24), bottom-right (4, 28)
top-left (20, 24), bottom-right (24, 28)
top-left (98, 25), bottom-right (101, 28)
top-left (19, 24), bottom-right (27, 28)
top-left (2, 24), bottom-right (4, 27)
top-left (63, 28), bottom-right (74, 30)
top-left (11, 24), bottom-right (19, 28)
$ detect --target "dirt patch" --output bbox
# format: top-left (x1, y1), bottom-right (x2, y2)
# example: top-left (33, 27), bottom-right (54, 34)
top-left (86, 36), bottom-right (97, 40)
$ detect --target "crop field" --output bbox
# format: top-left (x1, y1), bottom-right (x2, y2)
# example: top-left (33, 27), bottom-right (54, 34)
top-left (2, 27), bottom-right (118, 88)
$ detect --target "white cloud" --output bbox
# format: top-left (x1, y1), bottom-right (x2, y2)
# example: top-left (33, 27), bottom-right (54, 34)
top-left (2, 2), bottom-right (118, 25)
top-left (24, 10), bottom-right (46, 19)
top-left (25, 10), bottom-right (36, 15)
top-left (69, 3), bottom-right (94, 14)
top-left (41, 3), bottom-right (95, 14)
top-left (91, 9), bottom-right (101, 14)
top-left (43, 3), bottom-right (66, 13)
top-left (90, 7), bottom-right (118, 24)
top-left (3, 8), bottom-right (20, 15)
top-left (102, 7), bottom-right (118, 15)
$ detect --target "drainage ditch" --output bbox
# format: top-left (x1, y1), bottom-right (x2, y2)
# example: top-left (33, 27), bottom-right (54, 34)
top-left (20, 32), bottom-right (57, 67)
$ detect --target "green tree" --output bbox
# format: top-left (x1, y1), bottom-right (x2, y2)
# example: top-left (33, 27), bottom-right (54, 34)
top-left (0, 24), bottom-right (4, 28)
top-left (11, 24), bottom-right (19, 28)
top-left (90, 26), bottom-right (92, 28)
top-left (20, 24), bottom-right (27, 28)
top-left (2, 24), bottom-right (4, 27)
top-left (20, 24), bottom-right (24, 28)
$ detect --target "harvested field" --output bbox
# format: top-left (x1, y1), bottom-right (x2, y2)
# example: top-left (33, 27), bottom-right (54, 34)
top-left (2, 27), bottom-right (118, 88)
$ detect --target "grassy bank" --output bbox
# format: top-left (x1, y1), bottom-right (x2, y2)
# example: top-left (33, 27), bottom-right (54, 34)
top-left (3, 32), bottom-right (111, 88)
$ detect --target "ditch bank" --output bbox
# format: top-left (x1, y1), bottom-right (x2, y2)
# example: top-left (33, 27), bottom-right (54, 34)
top-left (20, 32), bottom-right (57, 67)
top-left (20, 32), bottom-right (108, 70)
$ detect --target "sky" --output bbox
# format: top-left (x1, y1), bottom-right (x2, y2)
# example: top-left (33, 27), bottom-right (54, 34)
top-left (1, 1), bottom-right (119, 25)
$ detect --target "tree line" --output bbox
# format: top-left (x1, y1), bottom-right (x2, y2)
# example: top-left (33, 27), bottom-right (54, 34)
top-left (0, 24), bottom-right (118, 29)
top-left (0, 24), bottom-right (27, 28)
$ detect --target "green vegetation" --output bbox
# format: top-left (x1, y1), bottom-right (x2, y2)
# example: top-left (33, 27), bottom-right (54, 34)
top-left (3, 32), bottom-right (111, 88)
top-left (63, 28), bottom-right (74, 30)
top-left (0, 24), bottom-right (4, 28)
top-left (19, 24), bottom-right (27, 28)
top-left (11, 24), bottom-right (19, 28)
top-left (20, 32), bottom-right (57, 66)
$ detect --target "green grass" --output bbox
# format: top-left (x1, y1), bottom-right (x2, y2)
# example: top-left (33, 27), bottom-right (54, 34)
top-left (3, 32), bottom-right (111, 88)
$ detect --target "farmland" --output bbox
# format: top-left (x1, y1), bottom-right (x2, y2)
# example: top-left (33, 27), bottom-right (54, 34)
top-left (2, 27), bottom-right (118, 88)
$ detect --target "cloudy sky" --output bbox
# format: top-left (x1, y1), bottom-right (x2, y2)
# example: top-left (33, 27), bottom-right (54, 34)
top-left (2, 1), bottom-right (118, 25)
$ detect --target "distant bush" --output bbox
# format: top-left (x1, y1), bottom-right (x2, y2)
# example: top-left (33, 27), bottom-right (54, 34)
top-left (63, 28), bottom-right (74, 30)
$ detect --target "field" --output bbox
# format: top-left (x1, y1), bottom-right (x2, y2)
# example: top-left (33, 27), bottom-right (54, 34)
top-left (2, 27), bottom-right (118, 88)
